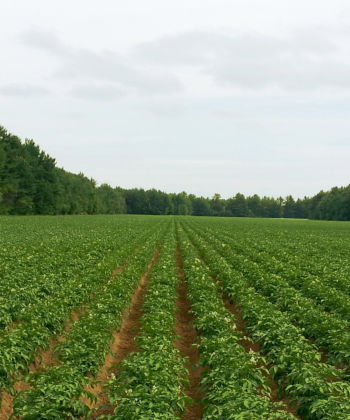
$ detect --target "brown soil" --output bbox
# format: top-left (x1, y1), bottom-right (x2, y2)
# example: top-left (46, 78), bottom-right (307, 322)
top-left (0, 391), bottom-right (14, 420)
top-left (0, 381), bottom-right (32, 419)
top-left (83, 246), bottom-right (161, 419)
top-left (174, 248), bottom-right (203, 420)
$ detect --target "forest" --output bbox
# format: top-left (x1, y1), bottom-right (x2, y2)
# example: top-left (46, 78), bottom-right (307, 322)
top-left (0, 126), bottom-right (349, 220)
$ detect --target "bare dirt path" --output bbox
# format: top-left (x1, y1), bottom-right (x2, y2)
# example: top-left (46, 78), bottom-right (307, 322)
top-left (174, 247), bottom-right (203, 420)
top-left (84, 246), bottom-right (161, 419)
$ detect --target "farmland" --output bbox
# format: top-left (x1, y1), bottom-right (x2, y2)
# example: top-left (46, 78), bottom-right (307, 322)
top-left (1, 215), bottom-right (350, 419)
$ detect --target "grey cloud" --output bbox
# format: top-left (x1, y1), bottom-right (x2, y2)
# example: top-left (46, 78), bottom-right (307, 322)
top-left (147, 102), bottom-right (188, 117)
top-left (20, 29), bottom-right (67, 55)
top-left (20, 29), bottom-right (183, 95)
top-left (56, 50), bottom-right (182, 93)
top-left (0, 83), bottom-right (50, 97)
top-left (133, 32), bottom-right (286, 65)
top-left (133, 29), bottom-right (336, 64)
top-left (21, 27), bottom-right (345, 94)
top-left (132, 29), bottom-right (348, 91)
top-left (209, 54), bottom-right (350, 90)
top-left (69, 84), bottom-right (126, 101)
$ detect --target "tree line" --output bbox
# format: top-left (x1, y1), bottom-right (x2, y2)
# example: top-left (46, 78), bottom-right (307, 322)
top-left (0, 126), bottom-right (349, 220)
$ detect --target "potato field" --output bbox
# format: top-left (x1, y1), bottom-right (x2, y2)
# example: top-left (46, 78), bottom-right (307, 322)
top-left (1, 215), bottom-right (350, 420)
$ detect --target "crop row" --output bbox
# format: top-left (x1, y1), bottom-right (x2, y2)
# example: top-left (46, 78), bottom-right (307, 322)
top-left (0, 221), bottom-right (165, 404)
top-left (190, 218), bottom-right (350, 296)
top-left (185, 222), bottom-right (350, 367)
top-left (0, 216), bottom-right (160, 330)
top-left (101, 225), bottom-right (189, 419)
top-left (195, 220), bottom-right (350, 321)
top-left (182, 222), bottom-right (350, 420)
top-left (177, 224), bottom-right (297, 419)
top-left (11, 225), bottom-right (166, 419)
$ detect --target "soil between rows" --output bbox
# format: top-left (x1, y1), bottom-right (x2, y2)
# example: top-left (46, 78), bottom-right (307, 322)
top-left (174, 247), bottom-right (203, 420)
top-left (220, 285), bottom-right (301, 418)
top-left (84, 246), bottom-right (161, 419)
top-left (183, 227), bottom-right (301, 419)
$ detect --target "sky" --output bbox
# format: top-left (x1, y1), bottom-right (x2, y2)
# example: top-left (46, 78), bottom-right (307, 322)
top-left (0, 0), bottom-right (350, 198)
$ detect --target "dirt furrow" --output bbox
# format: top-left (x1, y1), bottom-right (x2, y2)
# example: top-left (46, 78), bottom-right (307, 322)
top-left (174, 248), bottom-right (203, 420)
top-left (84, 246), bottom-right (161, 419)
top-left (222, 294), bottom-right (300, 418)
top-left (191, 240), bottom-right (300, 418)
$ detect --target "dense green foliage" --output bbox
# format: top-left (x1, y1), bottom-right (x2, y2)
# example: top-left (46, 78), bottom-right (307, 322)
top-left (1, 215), bottom-right (350, 419)
top-left (1, 126), bottom-right (349, 219)
top-left (182, 218), bottom-right (350, 419)
top-left (12, 225), bottom-right (165, 419)
top-left (0, 216), bottom-right (161, 397)
top-left (106, 228), bottom-right (189, 419)
top-left (178, 226), bottom-right (297, 419)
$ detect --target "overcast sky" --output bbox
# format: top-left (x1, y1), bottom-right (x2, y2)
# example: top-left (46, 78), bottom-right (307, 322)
top-left (1, 0), bottom-right (350, 198)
